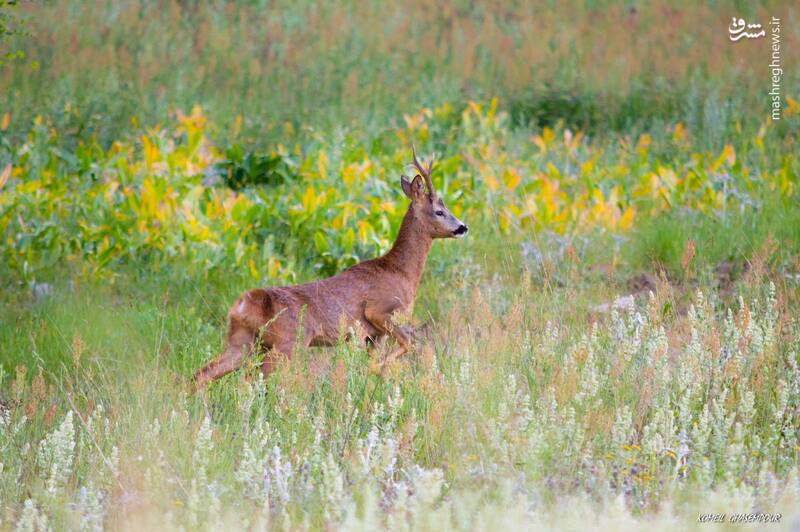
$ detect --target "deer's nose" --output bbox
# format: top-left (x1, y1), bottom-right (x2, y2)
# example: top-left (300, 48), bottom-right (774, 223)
top-left (453, 224), bottom-right (468, 236)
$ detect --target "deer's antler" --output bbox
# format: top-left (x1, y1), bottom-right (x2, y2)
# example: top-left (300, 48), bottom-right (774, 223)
top-left (411, 144), bottom-right (436, 197)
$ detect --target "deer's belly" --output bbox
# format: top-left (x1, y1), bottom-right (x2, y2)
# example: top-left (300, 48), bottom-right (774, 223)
top-left (306, 310), bottom-right (380, 346)
top-left (308, 336), bottom-right (337, 347)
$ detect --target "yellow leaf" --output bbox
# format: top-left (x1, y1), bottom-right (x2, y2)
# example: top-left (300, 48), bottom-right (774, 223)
top-left (358, 220), bottom-right (372, 244)
top-left (302, 186), bottom-right (316, 211)
top-left (140, 178), bottom-right (158, 216)
top-left (342, 164), bottom-right (357, 186)
top-left (249, 259), bottom-right (259, 279)
top-left (0, 164), bottom-right (10, 189)
top-left (331, 212), bottom-right (343, 230)
top-left (503, 168), bottom-right (521, 190)
top-left (531, 126), bottom-right (555, 153)
top-left (487, 97), bottom-right (498, 121)
top-left (721, 144), bottom-right (736, 166)
top-left (636, 133), bottom-right (651, 153)
top-left (618, 206), bottom-right (635, 231)
top-left (673, 122), bottom-right (687, 143)
top-left (268, 257), bottom-right (281, 278)
top-left (467, 101), bottom-right (482, 116)
top-left (142, 135), bottom-right (159, 168)
top-left (546, 162), bottom-right (561, 180)
top-left (485, 174), bottom-right (499, 192)
top-left (317, 151), bottom-right (328, 180)
top-left (0, 112), bottom-right (9, 131)
top-left (498, 212), bottom-right (509, 232)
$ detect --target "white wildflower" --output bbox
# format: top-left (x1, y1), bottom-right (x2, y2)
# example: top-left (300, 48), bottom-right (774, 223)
top-left (73, 485), bottom-right (105, 532)
top-left (192, 416), bottom-right (213, 481)
top-left (264, 445), bottom-right (292, 506)
top-left (14, 499), bottom-right (49, 532)
top-left (738, 387), bottom-right (756, 427)
top-left (319, 452), bottom-right (346, 524)
top-left (611, 405), bottom-right (632, 449)
top-left (37, 410), bottom-right (76, 495)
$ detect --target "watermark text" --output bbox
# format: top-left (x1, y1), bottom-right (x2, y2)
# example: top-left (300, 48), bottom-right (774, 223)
top-left (769, 17), bottom-right (781, 120)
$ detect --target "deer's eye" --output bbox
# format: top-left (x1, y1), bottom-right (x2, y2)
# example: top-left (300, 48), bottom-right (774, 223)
top-left (435, 210), bottom-right (444, 217)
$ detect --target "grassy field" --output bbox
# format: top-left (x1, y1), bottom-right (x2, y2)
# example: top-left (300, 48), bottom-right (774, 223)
top-left (1, 1), bottom-right (800, 530)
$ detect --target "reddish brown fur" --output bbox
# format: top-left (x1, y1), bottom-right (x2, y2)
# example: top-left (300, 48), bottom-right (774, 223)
top-left (192, 150), bottom-right (467, 389)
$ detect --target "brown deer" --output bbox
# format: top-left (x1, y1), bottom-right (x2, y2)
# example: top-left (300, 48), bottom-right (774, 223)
top-left (192, 148), bottom-right (468, 389)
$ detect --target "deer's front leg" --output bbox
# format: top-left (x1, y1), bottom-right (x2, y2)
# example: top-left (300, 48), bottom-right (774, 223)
top-left (192, 321), bottom-right (256, 391)
top-left (364, 302), bottom-right (413, 369)
top-left (385, 325), bottom-right (413, 364)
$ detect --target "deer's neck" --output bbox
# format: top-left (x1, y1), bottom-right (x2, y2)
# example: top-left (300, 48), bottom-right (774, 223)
top-left (383, 207), bottom-right (432, 291)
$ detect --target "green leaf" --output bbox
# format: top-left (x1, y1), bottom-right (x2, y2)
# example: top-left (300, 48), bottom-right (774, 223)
top-left (314, 231), bottom-right (329, 254)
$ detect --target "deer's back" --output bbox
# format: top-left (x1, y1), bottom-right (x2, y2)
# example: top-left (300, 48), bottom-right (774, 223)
top-left (239, 258), bottom-right (413, 343)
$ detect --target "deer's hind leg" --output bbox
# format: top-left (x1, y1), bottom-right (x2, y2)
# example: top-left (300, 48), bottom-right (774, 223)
top-left (259, 335), bottom-right (296, 379)
top-left (192, 314), bottom-right (258, 391)
top-left (257, 307), bottom-right (301, 379)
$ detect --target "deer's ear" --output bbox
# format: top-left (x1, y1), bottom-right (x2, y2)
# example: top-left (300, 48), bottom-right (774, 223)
top-left (401, 175), bottom-right (413, 198)
top-left (401, 174), bottom-right (425, 200)
top-left (400, 175), bottom-right (425, 200)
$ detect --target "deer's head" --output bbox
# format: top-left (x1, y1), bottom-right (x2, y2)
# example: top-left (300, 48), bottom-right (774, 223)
top-left (401, 147), bottom-right (468, 239)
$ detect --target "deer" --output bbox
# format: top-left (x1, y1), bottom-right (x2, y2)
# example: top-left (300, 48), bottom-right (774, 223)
top-left (192, 148), bottom-right (468, 390)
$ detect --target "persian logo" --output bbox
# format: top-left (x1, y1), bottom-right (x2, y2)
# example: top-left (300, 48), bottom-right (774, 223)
top-left (729, 16), bottom-right (782, 120)
top-left (728, 17), bottom-right (765, 41)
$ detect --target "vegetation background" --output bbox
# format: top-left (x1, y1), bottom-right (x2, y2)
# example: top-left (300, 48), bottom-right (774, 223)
top-left (0, 1), bottom-right (798, 530)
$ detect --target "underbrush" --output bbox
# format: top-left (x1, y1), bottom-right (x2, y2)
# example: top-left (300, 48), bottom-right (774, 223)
top-left (1, 261), bottom-right (798, 530)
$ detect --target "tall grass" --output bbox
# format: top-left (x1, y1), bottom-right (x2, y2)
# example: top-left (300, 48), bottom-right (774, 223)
top-left (2, 0), bottom-right (798, 146)
top-left (1, 256), bottom-right (798, 529)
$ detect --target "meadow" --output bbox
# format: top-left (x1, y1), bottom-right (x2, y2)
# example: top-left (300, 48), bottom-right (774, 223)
top-left (1, 1), bottom-right (800, 530)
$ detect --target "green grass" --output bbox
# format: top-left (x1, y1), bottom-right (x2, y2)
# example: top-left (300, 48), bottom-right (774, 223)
top-left (625, 194), bottom-right (800, 280)
top-left (2, 0), bottom-right (797, 147)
